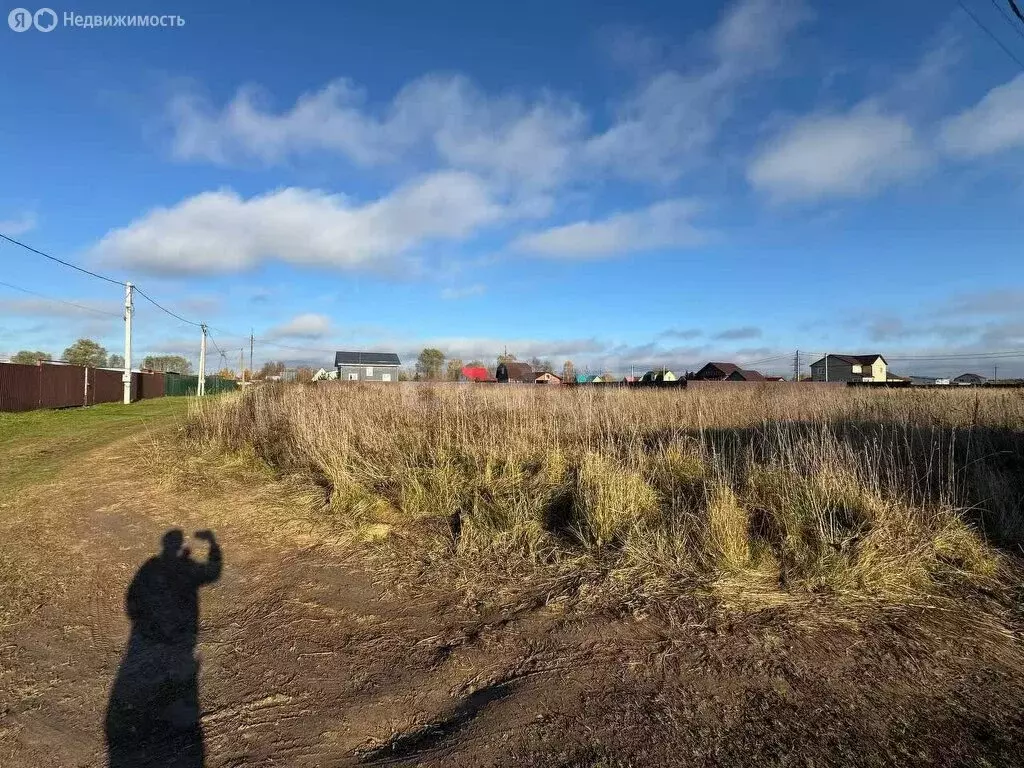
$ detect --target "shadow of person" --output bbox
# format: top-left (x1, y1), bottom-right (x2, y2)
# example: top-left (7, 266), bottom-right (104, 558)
top-left (106, 529), bottom-right (222, 768)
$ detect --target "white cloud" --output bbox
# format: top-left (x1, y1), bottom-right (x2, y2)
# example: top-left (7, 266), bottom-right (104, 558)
top-left (92, 171), bottom-right (506, 275)
top-left (440, 284), bottom-right (486, 300)
top-left (267, 313), bottom-right (333, 339)
top-left (712, 0), bottom-right (811, 77)
top-left (0, 296), bottom-right (117, 319)
top-left (168, 1), bottom-right (807, 189)
top-left (0, 212), bottom-right (37, 236)
top-left (512, 199), bottom-right (708, 258)
top-left (171, 74), bottom-right (586, 193)
top-left (586, 0), bottom-right (810, 181)
top-left (940, 73), bottom-right (1024, 158)
top-left (747, 102), bottom-right (928, 201)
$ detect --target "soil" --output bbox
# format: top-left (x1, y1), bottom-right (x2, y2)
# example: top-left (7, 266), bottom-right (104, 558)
top-left (2, 430), bottom-right (1024, 767)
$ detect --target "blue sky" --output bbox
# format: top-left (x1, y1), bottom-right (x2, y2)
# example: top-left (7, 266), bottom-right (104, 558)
top-left (1, 0), bottom-right (1023, 377)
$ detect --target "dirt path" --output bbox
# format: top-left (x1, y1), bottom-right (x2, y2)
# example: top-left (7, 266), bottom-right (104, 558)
top-left (3, 425), bottom-right (1024, 767)
top-left (0, 430), bottom-right (612, 767)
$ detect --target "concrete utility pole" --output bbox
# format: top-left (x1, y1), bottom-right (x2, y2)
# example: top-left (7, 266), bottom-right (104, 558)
top-left (122, 282), bottom-right (133, 404)
top-left (198, 324), bottom-right (208, 396)
top-left (794, 349), bottom-right (800, 382)
top-left (824, 353), bottom-right (829, 382)
top-left (249, 329), bottom-right (254, 380)
top-left (994, 365), bottom-right (998, 383)
top-left (239, 348), bottom-right (244, 381)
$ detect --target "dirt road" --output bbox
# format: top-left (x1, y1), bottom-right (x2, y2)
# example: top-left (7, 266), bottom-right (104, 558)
top-left (2, 411), bottom-right (1024, 767)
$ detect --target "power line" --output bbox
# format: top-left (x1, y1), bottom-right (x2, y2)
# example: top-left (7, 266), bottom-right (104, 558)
top-left (0, 232), bottom-right (126, 286)
top-left (1009, 0), bottom-right (1024, 24)
top-left (133, 286), bottom-right (203, 328)
top-left (958, 0), bottom-right (1024, 70)
top-left (0, 278), bottom-right (122, 318)
top-left (990, 0), bottom-right (1024, 41)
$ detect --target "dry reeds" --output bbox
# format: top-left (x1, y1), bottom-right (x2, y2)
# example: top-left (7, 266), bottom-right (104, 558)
top-left (184, 383), bottom-right (1024, 614)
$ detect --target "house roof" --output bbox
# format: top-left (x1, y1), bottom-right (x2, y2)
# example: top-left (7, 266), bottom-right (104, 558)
top-left (809, 354), bottom-right (886, 367)
top-left (335, 351), bottom-right (401, 366)
top-left (727, 369), bottom-right (766, 381)
top-left (700, 362), bottom-right (741, 376)
top-left (462, 365), bottom-right (490, 381)
top-left (498, 361), bottom-right (535, 382)
top-left (535, 371), bottom-right (561, 381)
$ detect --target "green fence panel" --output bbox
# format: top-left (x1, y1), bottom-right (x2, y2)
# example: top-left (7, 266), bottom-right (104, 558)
top-left (161, 374), bottom-right (238, 397)
top-left (205, 376), bottom-right (239, 395)
top-left (164, 374), bottom-right (199, 396)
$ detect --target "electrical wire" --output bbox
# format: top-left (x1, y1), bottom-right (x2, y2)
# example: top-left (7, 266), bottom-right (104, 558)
top-left (1009, 0), bottom-right (1024, 24)
top-left (958, 0), bottom-right (1024, 69)
top-left (0, 278), bottom-right (122, 318)
top-left (132, 286), bottom-right (203, 328)
top-left (0, 232), bottom-right (126, 286)
top-left (992, 0), bottom-right (1024, 40)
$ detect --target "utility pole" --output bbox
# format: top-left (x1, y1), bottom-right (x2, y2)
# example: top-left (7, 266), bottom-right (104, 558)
top-left (824, 353), bottom-right (829, 382)
top-left (122, 282), bottom-right (133, 404)
top-left (239, 348), bottom-right (244, 382)
top-left (994, 364), bottom-right (998, 383)
top-left (249, 329), bottom-right (254, 381)
top-left (198, 324), bottom-right (208, 396)
top-left (793, 349), bottom-right (800, 382)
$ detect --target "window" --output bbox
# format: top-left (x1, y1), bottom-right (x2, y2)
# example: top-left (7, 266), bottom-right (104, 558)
top-left (348, 372), bottom-right (358, 381)
top-left (366, 366), bottom-right (373, 376)
top-left (382, 373), bottom-right (391, 382)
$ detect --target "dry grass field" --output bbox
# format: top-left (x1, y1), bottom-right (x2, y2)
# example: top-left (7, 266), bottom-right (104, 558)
top-left (4, 384), bottom-right (1024, 766)
top-left (188, 383), bottom-right (1024, 620)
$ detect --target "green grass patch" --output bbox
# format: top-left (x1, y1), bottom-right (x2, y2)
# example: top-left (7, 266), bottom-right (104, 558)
top-left (0, 398), bottom-right (190, 493)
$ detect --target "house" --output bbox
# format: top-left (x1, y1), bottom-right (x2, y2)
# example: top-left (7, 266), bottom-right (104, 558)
top-left (640, 369), bottom-right (677, 383)
top-left (461, 365), bottom-right (493, 382)
top-left (953, 373), bottom-right (987, 386)
top-left (622, 376), bottom-right (638, 383)
top-left (692, 362), bottom-right (741, 381)
top-left (535, 371), bottom-right (562, 385)
top-left (809, 354), bottom-right (887, 383)
top-left (334, 351), bottom-right (401, 382)
top-left (726, 369), bottom-right (766, 382)
top-left (496, 361), bottom-right (535, 383)
top-left (764, 376), bottom-right (785, 382)
top-left (311, 368), bottom-right (337, 382)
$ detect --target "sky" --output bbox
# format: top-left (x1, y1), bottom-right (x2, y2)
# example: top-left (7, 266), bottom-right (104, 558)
top-left (1, 0), bottom-right (1024, 378)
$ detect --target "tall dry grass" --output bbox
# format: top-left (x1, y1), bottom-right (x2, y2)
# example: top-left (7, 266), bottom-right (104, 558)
top-left (185, 383), bottom-right (1024, 614)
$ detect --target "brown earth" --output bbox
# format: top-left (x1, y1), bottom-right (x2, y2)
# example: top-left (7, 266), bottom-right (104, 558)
top-left (2, 426), bottom-right (1024, 767)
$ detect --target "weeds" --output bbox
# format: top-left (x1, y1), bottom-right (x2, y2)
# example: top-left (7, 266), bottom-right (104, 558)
top-left (184, 384), bottom-right (1023, 616)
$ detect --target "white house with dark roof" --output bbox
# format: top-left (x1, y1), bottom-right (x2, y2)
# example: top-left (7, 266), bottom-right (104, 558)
top-left (809, 354), bottom-right (887, 382)
top-left (334, 351), bottom-right (401, 382)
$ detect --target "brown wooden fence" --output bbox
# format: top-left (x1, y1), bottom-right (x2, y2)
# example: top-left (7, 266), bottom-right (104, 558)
top-left (0, 363), bottom-right (41, 412)
top-left (0, 363), bottom-right (170, 412)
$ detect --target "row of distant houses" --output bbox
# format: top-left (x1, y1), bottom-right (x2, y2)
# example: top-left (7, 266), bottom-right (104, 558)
top-left (313, 351), bottom-right (992, 387)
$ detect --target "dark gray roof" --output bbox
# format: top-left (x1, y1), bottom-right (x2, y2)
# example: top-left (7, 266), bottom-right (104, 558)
top-left (809, 354), bottom-right (886, 367)
top-left (334, 351), bottom-right (401, 366)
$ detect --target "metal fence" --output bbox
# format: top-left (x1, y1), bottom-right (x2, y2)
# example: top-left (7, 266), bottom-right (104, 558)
top-left (0, 362), bottom-right (238, 412)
